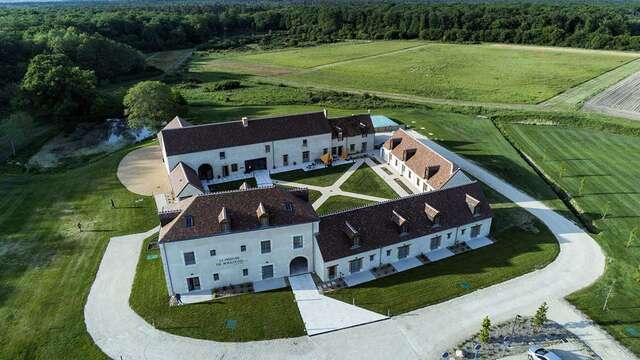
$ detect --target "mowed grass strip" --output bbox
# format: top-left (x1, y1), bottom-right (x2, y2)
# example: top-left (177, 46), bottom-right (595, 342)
top-left (316, 195), bottom-right (375, 215)
top-left (0, 145), bottom-right (158, 359)
top-left (340, 163), bottom-right (399, 199)
top-left (327, 187), bottom-right (559, 315)
top-left (278, 42), bottom-right (634, 104)
top-left (271, 163), bottom-right (352, 187)
top-left (130, 235), bottom-right (305, 341)
top-left (500, 123), bottom-right (640, 355)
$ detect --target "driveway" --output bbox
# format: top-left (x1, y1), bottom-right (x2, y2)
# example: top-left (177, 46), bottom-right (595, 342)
top-left (117, 145), bottom-right (170, 196)
top-left (85, 134), bottom-right (637, 360)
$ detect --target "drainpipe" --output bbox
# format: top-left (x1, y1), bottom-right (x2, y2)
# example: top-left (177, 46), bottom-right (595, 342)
top-left (161, 242), bottom-right (176, 296)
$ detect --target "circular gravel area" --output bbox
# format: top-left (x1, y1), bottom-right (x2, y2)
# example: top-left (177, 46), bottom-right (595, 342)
top-left (117, 145), bottom-right (170, 196)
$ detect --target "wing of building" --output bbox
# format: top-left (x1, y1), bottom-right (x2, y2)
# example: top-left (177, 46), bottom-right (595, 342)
top-left (380, 128), bottom-right (472, 192)
top-left (157, 182), bottom-right (492, 296)
top-left (157, 111), bottom-right (375, 198)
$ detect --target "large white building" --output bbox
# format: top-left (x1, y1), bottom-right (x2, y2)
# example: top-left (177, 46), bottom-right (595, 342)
top-left (158, 111), bottom-right (375, 197)
top-left (158, 182), bottom-right (492, 295)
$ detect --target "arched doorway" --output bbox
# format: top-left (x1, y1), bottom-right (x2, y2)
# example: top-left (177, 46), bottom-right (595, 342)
top-left (198, 164), bottom-right (213, 180)
top-left (289, 256), bottom-right (308, 276)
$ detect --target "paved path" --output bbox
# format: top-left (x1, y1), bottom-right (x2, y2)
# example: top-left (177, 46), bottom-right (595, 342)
top-left (117, 145), bottom-right (170, 196)
top-left (272, 158), bottom-right (397, 210)
top-left (86, 134), bottom-right (637, 360)
top-left (289, 274), bottom-right (387, 336)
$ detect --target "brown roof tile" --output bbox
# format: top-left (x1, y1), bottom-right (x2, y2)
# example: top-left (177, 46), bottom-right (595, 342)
top-left (328, 114), bottom-right (374, 138)
top-left (160, 112), bottom-right (332, 156)
top-left (315, 182), bottom-right (492, 262)
top-left (159, 187), bottom-right (319, 243)
top-left (169, 162), bottom-right (204, 195)
top-left (384, 129), bottom-right (459, 189)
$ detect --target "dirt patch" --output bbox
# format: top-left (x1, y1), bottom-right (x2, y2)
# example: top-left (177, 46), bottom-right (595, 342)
top-left (117, 145), bottom-right (170, 196)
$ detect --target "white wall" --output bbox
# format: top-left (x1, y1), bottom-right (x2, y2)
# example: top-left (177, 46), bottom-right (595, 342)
top-left (160, 222), bottom-right (318, 295)
top-left (314, 219), bottom-right (492, 282)
top-left (332, 133), bottom-right (375, 155)
top-left (164, 133), bottom-right (331, 180)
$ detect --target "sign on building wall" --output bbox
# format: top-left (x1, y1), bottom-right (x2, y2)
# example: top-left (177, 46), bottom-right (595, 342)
top-left (215, 256), bottom-right (246, 267)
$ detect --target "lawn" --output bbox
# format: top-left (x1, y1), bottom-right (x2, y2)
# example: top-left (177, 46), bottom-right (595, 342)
top-left (208, 177), bottom-right (257, 192)
top-left (500, 123), bottom-right (640, 354)
top-left (271, 163), bottom-right (352, 187)
top-left (315, 195), bottom-right (374, 215)
top-left (340, 163), bottom-right (399, 199)
top-left (130, 235), bottom-right (305, 341)
top-left (0, 144), bottom-right (158, 359)
top-left (146, 48), bottom-right (192, 73)
top-left (327, 187), bottom-right (559, 315)
top-left (200, 42), bottom-right (636, 104)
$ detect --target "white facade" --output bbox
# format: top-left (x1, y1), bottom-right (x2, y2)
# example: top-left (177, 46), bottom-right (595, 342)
top-left (314, 217), bottom-right (492, 282)
top-left (160, 221), bottom-right (319, 295)
top-left (331, 133), bottom-right (375, 156)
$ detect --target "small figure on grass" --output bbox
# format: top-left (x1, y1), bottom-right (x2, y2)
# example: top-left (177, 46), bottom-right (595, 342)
top-left (479, 316), bottom-right (491, 343)
top-left (175, 293), bottom-right (183, 305)
top-left (533, 302), bottom-right (549, 332)
top-left (110, 199), bottom-right (116, 209)
top-left (77, 222), bottom-right (82, 233)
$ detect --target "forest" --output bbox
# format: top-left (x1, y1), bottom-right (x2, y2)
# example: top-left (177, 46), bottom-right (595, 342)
top-left (4, 1), bottom-right (640, 126)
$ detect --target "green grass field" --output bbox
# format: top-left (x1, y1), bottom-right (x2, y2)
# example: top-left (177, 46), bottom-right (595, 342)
top-left (201, 42), bottom-right (636, 104)
top-left (130, 235), bottom-right (305, 341)
top-left (315, 195), bottom-right (374, 215)
top-left (328, 187), bottom-right (559, 314)
top-left (340, 163), bottom-right (398, 199)
top-left (500, 123), bottom-right (640, 354)
top-left (271, 163), bottom-right (352, 187)
top-left (0, 145), bottom-right (158, 359)
top-left (146, 48), bottom-right (193, 73)
top-left (208, 177), bottom-right (257, 192)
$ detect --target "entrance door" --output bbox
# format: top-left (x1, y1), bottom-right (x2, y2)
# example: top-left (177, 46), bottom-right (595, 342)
top-left (289, 257), bottom-right (309, 276)
top-left (187, 276), bottom-right (201, 292)
top-left (327, 265), bottom-right (337, 279)
top-left (222, 165), bottom-right (229, 177)
top-left (361, 142), bottom-right (367, 152)
top-left (245, 158), bottom-right (267, 173)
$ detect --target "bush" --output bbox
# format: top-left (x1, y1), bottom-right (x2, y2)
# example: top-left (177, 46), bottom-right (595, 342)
top-left (205, 80), bottom-right (242, 92)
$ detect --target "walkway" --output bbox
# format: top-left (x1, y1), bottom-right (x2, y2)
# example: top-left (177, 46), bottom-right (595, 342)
top-left (272, 158), bottom-right (396, 210)
top-left (289, 274), bottom-right (387, 335)
top-left (87, 134), bottom-right (637, 359)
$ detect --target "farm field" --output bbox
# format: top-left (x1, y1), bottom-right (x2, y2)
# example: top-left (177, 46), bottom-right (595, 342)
top-left (0, 145), bottom-right (158, 359)
top-left (583, 71), bottom-right (640, 120)
top-left (501, 123), bottom-right (640, 354)
top-left (328, 187), bottom-right (559, 314)
top-left (199, 41), bottom-right (637, 104)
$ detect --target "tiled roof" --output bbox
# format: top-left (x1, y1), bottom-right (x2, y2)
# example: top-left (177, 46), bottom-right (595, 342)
top-left (384, 129), bottom-right (459, 189)
top-left (169, 162), bottom-right (203, 196)
top-left (328, 114), bottom-right (374, 138)
top-left (159, 187), bottom-right (319, 243)
top-left (160, 112), bottom-right (332, 156)
top-left (315, 182), bottom-right (492, 262)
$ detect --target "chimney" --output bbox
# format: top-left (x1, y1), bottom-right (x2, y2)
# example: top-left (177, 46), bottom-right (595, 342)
top-left (256, 202), bottom-right (269, 226)
top-left (424, 203), bottom-right (440, 226)
top-left (241, 117), bottom-right (249, 127)
top-left (323, 108), bottom-right (328, 118)
top-left (391, 210), bottom-right (408, 234)
top-left (218, 207), bottom-right (231, 232)
top-left (465, 194), bottom-right (481, 216)
top-left (425, 165), bottom-right (440, 179)
top-left (344, 221), bottom-right (360, 249)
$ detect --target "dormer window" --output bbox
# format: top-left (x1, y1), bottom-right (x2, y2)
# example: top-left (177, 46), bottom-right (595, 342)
top-left (344, 221), bottom-right (360, 249)
top-left (257, 202), bottom-right (269, 226)
top-left (389, 137), bottom-right (402, 150)
top-left (283, 201), bottom-right (294, 212)
top-left (218, 207), bottom-right (231, 232)
top-left (424, 203), bottom-right (441, 227)
top-left (425, 165), bottom-right (440, 180)
top-left (185, 215), bottom-right (194, 228)
top-left (465, 194), bottom-right (481, 216)
top-left (391, 210), bottom-right (408, 235)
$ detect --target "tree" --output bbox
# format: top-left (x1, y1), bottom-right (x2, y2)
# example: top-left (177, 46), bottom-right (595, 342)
top-left (19, 54), bottom-right (97, 127)
top-left (479, 316), bottom-right (491, 343)
top-left (1, 112), bottom-right (35, 156)
top-left (123, 81), bottom-right (186, 130)
top-left (532, 302), bottom-right (549, 332)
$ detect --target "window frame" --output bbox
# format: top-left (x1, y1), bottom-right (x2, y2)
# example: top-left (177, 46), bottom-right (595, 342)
top-left (219, 151), bottom-right (226, 160)
top-left (183, 251), bottom-right (196, 266)
top-left (293, 235), bottom-right (304, 249)
top-left (209, 249), bottom-right (216, 257)
top-left (260, 240), bottom-right (272, 254)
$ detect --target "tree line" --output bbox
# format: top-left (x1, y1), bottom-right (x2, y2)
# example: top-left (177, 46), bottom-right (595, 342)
top-left (4, 2), bottom-right (640, 130)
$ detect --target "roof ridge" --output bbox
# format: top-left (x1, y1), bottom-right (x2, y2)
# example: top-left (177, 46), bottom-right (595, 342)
top-left (319, 180), bottom-right (479, 217)
top-left (160, 111), bottom-right (326, 132)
